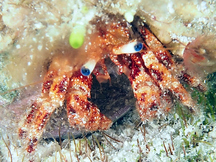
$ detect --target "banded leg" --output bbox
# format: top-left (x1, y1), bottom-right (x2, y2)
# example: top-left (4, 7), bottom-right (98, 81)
top-left (141, 26), bottom-right (205, 89)
top-left (140, 26), bottom-right (175, 69)
top-left (66, 71), bottom-right (112, 131)
top-left (111, 54), bottom-right (171, 121)
top-left (141, 50), bottom-right (197, 112)
top-left (18, 57), bottom-right (72, 154)
top-left (132, 68), bottom-right (171, 120)
top-left (181, 72), bottom-right (207, 91)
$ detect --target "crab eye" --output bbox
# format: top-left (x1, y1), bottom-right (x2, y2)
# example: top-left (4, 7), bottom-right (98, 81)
top-left (81, 66), bottom-right (91, 76)
top-left (134, 42), bottom-right (143, 52)
top-left (80, 60), bottom-right (97, 76)
top-left (112, 40), bottom-right (143, 54)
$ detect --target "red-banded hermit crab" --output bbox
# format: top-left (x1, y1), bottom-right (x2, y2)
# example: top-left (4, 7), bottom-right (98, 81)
top-left (18, 15), bottom-right (204, 156)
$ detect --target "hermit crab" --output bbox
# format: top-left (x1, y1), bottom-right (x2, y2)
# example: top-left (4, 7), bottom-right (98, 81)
top-left (18, 15), bottom-right (203, 156)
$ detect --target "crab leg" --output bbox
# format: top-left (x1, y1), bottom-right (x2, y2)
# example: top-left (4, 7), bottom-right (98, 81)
top-left (141, 26), bottom-right (204, 89)
top-left (131, 67), bottom-right (169, 120)
top-left (110, 54), bottom-right (171, 121)
top-left (66, 71), bottom-right (112, 131)
top-left (140, 26), bottom-right (175, 69)
top-left (130, 54), bottom-right (172, 120)
top-left (18, 56), bottom-right (73, 154)
top-left (141, 50), bottom-right (197, 112)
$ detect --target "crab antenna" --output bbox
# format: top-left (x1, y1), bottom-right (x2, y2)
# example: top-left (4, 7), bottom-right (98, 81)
top-left (112, 40), bottom-right (143, 54)
top-left (80, 59), bottom-right (97, 76)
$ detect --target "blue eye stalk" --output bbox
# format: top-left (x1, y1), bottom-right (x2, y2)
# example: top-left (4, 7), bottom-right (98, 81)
top-left (112, 40), bottom-right (143, 55)
top-left (80, 59), bottom-right (97, 76)
top-left (134, 42), bottom-right (143, 52)
top-left (81, 66), bottom-right (91, 76)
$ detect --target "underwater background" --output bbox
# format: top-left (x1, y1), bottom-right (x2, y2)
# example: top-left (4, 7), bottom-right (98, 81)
top-left (0, 0), bottom-right (216, 161)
